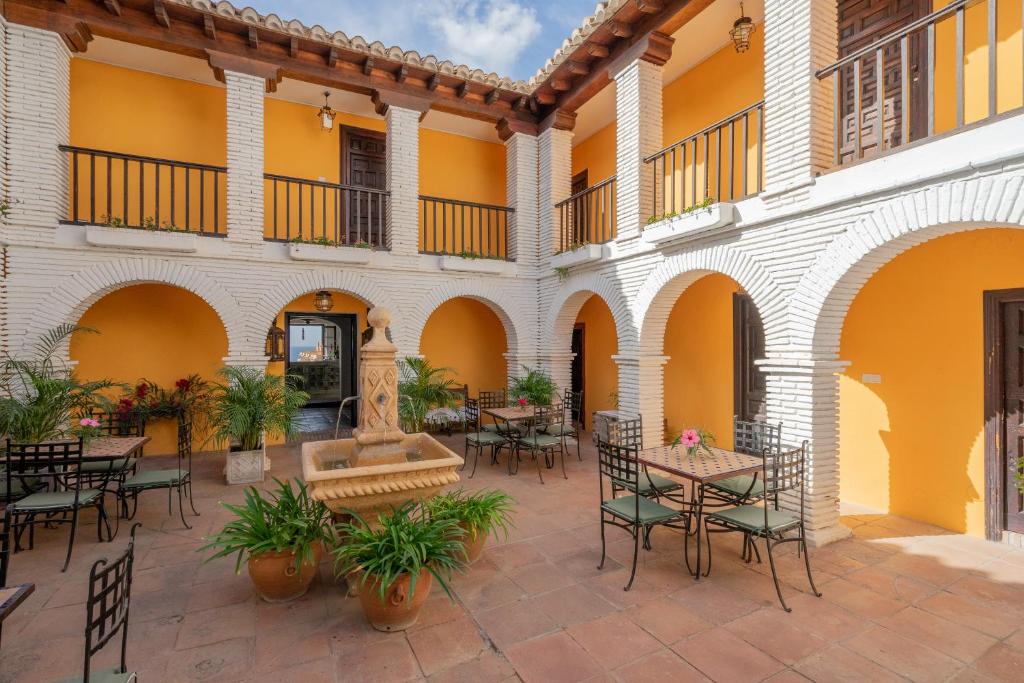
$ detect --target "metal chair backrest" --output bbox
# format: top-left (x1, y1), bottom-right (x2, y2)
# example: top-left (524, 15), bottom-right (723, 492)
top-left (177, 420), bottom-right (193, 476)
top-left (596, 436), bottom-right (640, 491)
top-left (613, 416), bottom-right (644, 450)
top-left (478, 389), bottom-right (507, 410)
top-left (84, 524), bottom-right (141, 682)
top-left (464, 398), bottom-right (481, 432)
top-left (563, 388), bottom-right (583, 422)
top-left (537, 402), bottom-right (564, 429)
top-left (0, 527), bottom-right (9, 587)
top-left (763, 441), bottom-right (807, 507)
top-left (733, 417), bottom-right (782, 457)
top-left (4, 438), bottom-right (87, 500)
top-left (91, 409), bottom-right (143, 438)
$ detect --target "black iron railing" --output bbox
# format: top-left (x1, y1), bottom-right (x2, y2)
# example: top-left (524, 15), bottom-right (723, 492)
top-left (264, 173), bottom-right (389, 248)
top-left (644, 102), bottom-right (764, 220)
top-left (816, 0), bottom-right (1016, 165)
top-left (60, 145), bottom-right (226, 235)
top-left (419, 195), bottom-right (513, 260)
top-left (554, 176), bottom-right (616, 251)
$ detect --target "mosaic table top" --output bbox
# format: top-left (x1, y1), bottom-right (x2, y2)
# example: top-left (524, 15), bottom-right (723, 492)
top-left (637, 445), bottom-right (762, 484)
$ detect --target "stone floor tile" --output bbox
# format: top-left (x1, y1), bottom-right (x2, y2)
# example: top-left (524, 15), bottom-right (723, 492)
top-left (821, 577), bottom-right (907, 620)
top-left (724, 607), bottom-right (829, 665)
top-left (843, 624), bottom-right (963, 682)
top-left (165, 636), bottom-right (255, 682)
top-left (612, 648), bottom-right (709, 683)
top-left (918, 590), bottom-right (1022, 639)
top-left (670, 578), bottom-right (766, 624)
top-left (504, 631), bottom-right (604, 683)
top-left (973, 643), bottom-right (1024, 682)
top-left (623, 597), bottom-right (711, 645)
top-left (843, 564), bottom-right (939, 604)
top-left (474, 598), bottom-right (559, 650)
top-left (407, 615), bottom-right (486, 677)
top-left (336, 637), bottom-right (423, 683)
top-left (175, 602), bottom-right (258, 651)
top-left (426, 651), bottom-right (516, 683)
top-left (879, 606), bottom-right (998, 663)
top-left (794, 644), bottom-right (905, 683)
top-left (506, 559), bottom-right (577, 595)
top-left (672, 627), bottom-right (784, 683)
top-left (566, 613), bottom-right (662, 670)
top-left (528, 583), bottom-right (618, 629)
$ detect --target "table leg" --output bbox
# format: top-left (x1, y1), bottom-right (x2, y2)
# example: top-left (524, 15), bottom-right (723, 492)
top-left (694, 484), bottom-right (705, 581)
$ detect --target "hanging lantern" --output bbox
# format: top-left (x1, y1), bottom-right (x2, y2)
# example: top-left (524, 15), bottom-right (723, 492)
top-left (730, 2), bottom-right (755, 53)
top-left (265, 325), bottom-right (285, 361)
top-left (317, 91), bottom-right (337, 132)
top-left (314, 290), bottom-right (334, 312)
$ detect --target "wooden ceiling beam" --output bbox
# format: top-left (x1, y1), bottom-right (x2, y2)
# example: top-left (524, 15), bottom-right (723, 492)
top-left (550, 78), bottom-right (571, 92)
top-left (586, 43), bottom-right (610, 59)
top-left (101, 0), bottom-right (121, 16)
top-left (203, 15), bottom-right (216, 40)
top-left (635, 0), bottom-right (664, 15)
top-left (566, 60), bottom-right (589, 76)
top-left (362, 56), bottom-right (375, 75)
top-left (485, 88), bottom-right (499, 105)
top-left (426, 74), bottom-right (440, 91)
top-left (327, 47), bottom-right (339, 68)
top-left (289, 36), bottom-right (299, 58)
top-left (153, 0), bottom-right (169, 29)
top-left (247, 26), bottom-right (259, 50)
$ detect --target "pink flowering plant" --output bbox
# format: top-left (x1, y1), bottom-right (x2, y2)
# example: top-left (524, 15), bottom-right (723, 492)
top-left (671, 427), bottom-right (716, 457)
top-left (71, 416), bottom-right (103, 445)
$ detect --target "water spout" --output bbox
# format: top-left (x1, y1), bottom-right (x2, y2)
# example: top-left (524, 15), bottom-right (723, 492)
top-left (336, 395), bottom-right (360, 440)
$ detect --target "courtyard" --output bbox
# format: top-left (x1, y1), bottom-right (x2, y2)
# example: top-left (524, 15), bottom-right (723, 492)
top-left (1, 436), bottom-right (1022, 683)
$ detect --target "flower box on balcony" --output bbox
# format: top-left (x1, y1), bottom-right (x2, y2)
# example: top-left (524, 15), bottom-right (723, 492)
top-left (85, 225), bottom-right (198, 253)
top-left (642, 203), bottom-right (735, 245)
top-left (550, 243), bottom-right (605, 269)
top-left (288, 243), bottom-right (374, 265)
top-left (438, 254), bottom-right (512, 276)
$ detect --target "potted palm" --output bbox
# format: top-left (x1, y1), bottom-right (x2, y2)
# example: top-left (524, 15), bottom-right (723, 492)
top-left (424, 489), bottom-right (515, 563)
top-left (209, 366), bottom-right (308, 485)
top-left (510, 366), bottom-right (558, 406)
top-left (397, 357), bottom-right (460, 433)
top-left (201, 478), bottom-right (333, 602)
top-left (333, 502), bottom-right (466, 631)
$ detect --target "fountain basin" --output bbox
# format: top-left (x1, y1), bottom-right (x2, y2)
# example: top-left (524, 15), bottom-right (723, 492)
top-left (301, 432), bottom-right (463, 518)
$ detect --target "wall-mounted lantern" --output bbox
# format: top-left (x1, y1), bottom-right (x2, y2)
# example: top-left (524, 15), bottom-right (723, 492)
top-left (314, 290), bottom-right (334, 312)
top-left (730, 3), bottom-right (755, 53)
top-left (318, 91), bottom-right (337, 132)
top-left (265, 325), bottom-right (286, 361)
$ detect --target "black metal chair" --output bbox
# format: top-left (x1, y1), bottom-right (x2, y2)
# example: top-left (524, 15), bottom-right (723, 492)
top-left (3, 438), bottom-right (128, 572)
top-left (704, 441), bottom-right (822, 612)
top-left (84, 523), bottom-right (141, 682)
top-left (514, 404), bottom-right (566, 484)
top-left (118, 420), bottom-right (198, 529)
top-left (478, 389), bottom-right (508, 433)
top-left (607, 417), bottom-right (686, 504)
top-left (540, 389), bottom-right (583, 461)
top-left (462, 399), bottom-right (511, 478)
top-left (596, 436), bottom-right (689, 591)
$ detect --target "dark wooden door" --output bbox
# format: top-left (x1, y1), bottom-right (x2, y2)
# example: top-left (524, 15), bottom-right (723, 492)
top-left (733, 293), bottom-right (766, 423)
top-left (571, 323), bottom-right (585, 425)
top-left (570, 170), bottom-right (588, 245)
top-left (341, 126), bottom-right (386, 246)
top-left (837, 0), bottom-right (931, 160)
top-left (987, 292), bottom-right (1024, 536)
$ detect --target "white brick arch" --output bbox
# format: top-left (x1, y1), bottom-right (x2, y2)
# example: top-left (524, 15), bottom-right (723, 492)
top-left (545, 272), bottom-right (635, 352)
top-left (44, 258), bottom-right (244, 357)
top-left (408, 281), bottom-right (526, 356)
top-left (634, 247), bottom-right (783, 355)
top-left (794, 175), bottom-right (1024, 352)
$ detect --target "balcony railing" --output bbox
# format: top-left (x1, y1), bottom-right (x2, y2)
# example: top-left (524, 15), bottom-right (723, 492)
top-left (816, 0), bottom-right (1018, 166)
top-left (264, 174), bottom-right (389, 248)
top-left (60, 145), bottom-right (226, 235)
top-left (644, 102), bottom-right (764, 220)
top-left (419, 195), bottom-right (513, 260)
top-left (555, 176), bottom-right (616, 251)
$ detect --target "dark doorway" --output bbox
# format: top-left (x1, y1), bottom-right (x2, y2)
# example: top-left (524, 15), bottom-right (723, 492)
top-left (285, 312), bottom-right (359, 431)
top-left (340, 126), bottom-right (386, 246)
top-left (984, 289), bottom-right (1024, 539)
top-left (733, 292), bottom-right (766, 423)
top-left (570, 170), bottom-right (589, 245)
top-left (571, 323), bottom-right (586, 426)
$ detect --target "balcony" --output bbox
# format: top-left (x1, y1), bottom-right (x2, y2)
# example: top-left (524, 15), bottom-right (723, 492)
top-left (263, 173), bottom-right (389, 249)
top-left (419, 195), bottom-right (514, 262)
top-left (555, 176), bottom-right (616, 254)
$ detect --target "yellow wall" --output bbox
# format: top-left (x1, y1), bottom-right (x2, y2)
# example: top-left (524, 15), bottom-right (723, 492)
top-left (70, 284), bottom-right (228, 456)
top-left (663, 274), bottom-right (739, 448)
top-left (419, 298), bottom-right (508, 397)
top-left (572, 120), bottom-right (617, 187)
top-left (574, 295), bottom-right (619, 430)
top-left (840, 229), bottom-right (1024, 537)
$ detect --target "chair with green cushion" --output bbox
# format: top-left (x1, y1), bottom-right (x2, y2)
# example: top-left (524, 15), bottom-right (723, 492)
top-left (4, 438), bottom-right (125, 572)
top-left (117, 420), bottom-right (198, 529)
top-left (608, 416), bottom-right (686, 505)
top-left (514, 404), bottom-right (565, 484)
top-left (596, 436), bottom-right (689, 591)
top-left (540, 389), bottom-right (583, 461)
top-left (82, 523), bottom-right (141, 683)
top-left (704, 441), bottom-right (822, 612)
top-left (477, 389), bottom-right (508, 433)
top-left (461, 398), bottom-right (510, 478)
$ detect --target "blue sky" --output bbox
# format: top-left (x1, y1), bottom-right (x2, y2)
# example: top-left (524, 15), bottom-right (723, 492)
top-left (245, 0), bottom-right (599, 81)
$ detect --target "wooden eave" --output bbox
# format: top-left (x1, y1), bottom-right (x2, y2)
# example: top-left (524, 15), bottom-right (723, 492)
top-left (2, 0), bottom-right (537, 126)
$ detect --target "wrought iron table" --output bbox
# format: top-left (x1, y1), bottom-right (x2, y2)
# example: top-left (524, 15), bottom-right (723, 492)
top-left (636, 445), bottom-right (762, 580)
top-left (84, 436), bottom-right (150, 459)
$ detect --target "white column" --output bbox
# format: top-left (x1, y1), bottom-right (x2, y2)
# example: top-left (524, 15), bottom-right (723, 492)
top-left (502, 129), bottom-right (539, 268)
top-left (225, 71), bottom-right (265, 244)
top-left (762, 0), bottom-right (837, 201)
top-left (613, 352), bottom-right (669, 448)
top-left (612, 60), bottom-right (662, 240)
top-left (385, 105), bottom-right (421, 256)
top-left (4, 25), bottom-right (70, 231)
top-left (537, 125), bottom-right (573, 259)
top-left (758, 356), bottom-right (851, 546)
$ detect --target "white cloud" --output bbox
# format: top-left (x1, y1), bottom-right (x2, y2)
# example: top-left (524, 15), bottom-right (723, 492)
top-left (430, 2), bottom-right (541, 74)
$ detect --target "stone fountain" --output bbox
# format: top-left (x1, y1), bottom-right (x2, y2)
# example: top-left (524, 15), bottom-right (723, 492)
top-left (301, 307), bottom-right (463, 519)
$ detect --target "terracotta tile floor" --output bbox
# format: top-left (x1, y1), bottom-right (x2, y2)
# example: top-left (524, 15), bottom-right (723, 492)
top-left (2, 434), bottom-right (1023, 682)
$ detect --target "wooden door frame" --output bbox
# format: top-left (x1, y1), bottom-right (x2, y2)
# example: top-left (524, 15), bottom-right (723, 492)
top-left (571, 170), bottom-right (588, 194)
top-left (284, 311), bottom-right (359, 410)
top-left (572, 322), bottom-right (586, 420)
top-left (339, 124), bottom-right (386, 187)
top-left (983, 287), bottom-right (1024, 541)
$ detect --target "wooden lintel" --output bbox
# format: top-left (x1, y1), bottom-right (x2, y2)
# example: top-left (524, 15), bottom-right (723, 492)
top-left (203, 14), bottom-right (216, 40)
top-left (327, 47), bottom-right (339, 68)
top-left (550, 78), bottom-right (571, 92)
top-left (609, 21), bottom-right (633, 38)
top-left (371, 89), bottom-right (432, 116)
top-left (153, 0), bottom-right (169, 28)
top-left (62, 21), bottom-right (93, 52)
top-left (607, 30), bottom-right (674, 75)
top-left (455, 82), bottom-right (469, 99)
top-left (289, 36), bottom-right (299, 58)
top-left (485, 88), bottom-right (499, 105)
top-left (395, 65), bottom-right (408, 83)
top-left (567, 60), bottom-right (589, 76)
top-left (247, 26), bottom-right (258, 50)
top-left (635, 0), bottom-right (663, 14)
top-left (586, 43), bottom-right (610, 59)
top-left (427, 74), bottom-right (440, 91)
top-left (540, 108), bottom-right (576, 133)
top-left (102, 0), bottom-right (121, 16)
top-left (535, 90), bottom-right (556, 105)
top-left (496, 117), bottom-right (538, 141)
top-left (206, 49), bottom-right (281, 92)
top-left (362, 56), bottom-right (374, 75)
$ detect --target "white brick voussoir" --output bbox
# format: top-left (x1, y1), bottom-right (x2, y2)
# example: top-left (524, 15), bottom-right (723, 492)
top-left (407, 279), bottom-right (529, 357)
top-left (544, 271), bottom-right (637, 353)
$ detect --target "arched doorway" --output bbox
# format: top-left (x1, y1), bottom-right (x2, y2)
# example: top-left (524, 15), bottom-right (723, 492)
top-left (70, 283), bottom-right (229, 455)
top-left (838, 228), bottom-right (1024, 537)
top-left (571, 294), bottom-right (618, 429)
top-left (419, 297), bottom-right (509, 398)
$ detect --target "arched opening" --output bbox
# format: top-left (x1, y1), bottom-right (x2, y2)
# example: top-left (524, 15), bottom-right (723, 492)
top-left (571, 295), bottom-right (618, 429)
top-left (268, 290), bottom-right (369, 441)
top-left (662, 273), bottom-right (765, 449)
top-left (419, 297), bottom-right (508, 397)
top-left (70, 283), bottom-right (228, 455)
top-left (838, 228), bottom-right (1024, 537)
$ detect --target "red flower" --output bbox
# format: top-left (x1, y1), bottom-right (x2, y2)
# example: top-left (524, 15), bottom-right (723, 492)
top-left (135, 383), bottom-right (149, 398)
top-left (175, 378), bottom-right (191, 392)
top-left (517, 397), bottom-right (528, 407)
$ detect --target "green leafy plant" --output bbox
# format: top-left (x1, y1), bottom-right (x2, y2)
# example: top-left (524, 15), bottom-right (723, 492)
top-left (670, 427), bottom-right (716, 457)
top-left (554, 241), bottom-right (588, 255)
top-left (424, 488), bottom-right (515, 541)
top-left (397, 357), bottom-right (459, 433)
top-left (1015, 457), bottom-right (1024, 495)
top-left (0, 198), bottom-right (10, 218)
top-left (101, 214), bottom-right (127, 228)
top-left (208, 366), bottom-right (309, 452)
top-left (200, 478), bottom-right (333, 572)
top-left (510, 366), bottom-right (557, 406)
top-left (646, 196), bottom-right (717, 225)
top-left (0, 325), bottom-right (121, 443)
top-left (554, 266), bottom-right (571, 281)
top-left (353, 240), bottom-right (374, 249)
top-left (332, 502), bottom-right (467, 601)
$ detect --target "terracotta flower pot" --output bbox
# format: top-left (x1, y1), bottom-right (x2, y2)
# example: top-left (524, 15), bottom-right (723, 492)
top-left (461, 524), bottom-right (487, 564)
top-left (246, 541), bottom-right (322, 603)
top-left (356, 568), bottom-right (433, 631)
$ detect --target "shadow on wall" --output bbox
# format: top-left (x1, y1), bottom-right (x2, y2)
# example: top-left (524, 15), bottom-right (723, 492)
top-left (419, 297), bottom-right (508, 399)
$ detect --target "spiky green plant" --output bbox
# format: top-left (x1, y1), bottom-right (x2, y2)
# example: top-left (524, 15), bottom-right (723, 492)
top-left (200, 478), bottom-right (333, 572)
top-left (397, 356), bottom-right (459, 433)
top-left (510, 366), bottom-right (558, 406)
top-left (332, 502), bottom-right (467, 601)
top-left (208, 366), bottom-right (309, 452)
top-left (424, 488), bottom-right (515, 541)
top-left (0, 324), bottom-right (121, 442)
